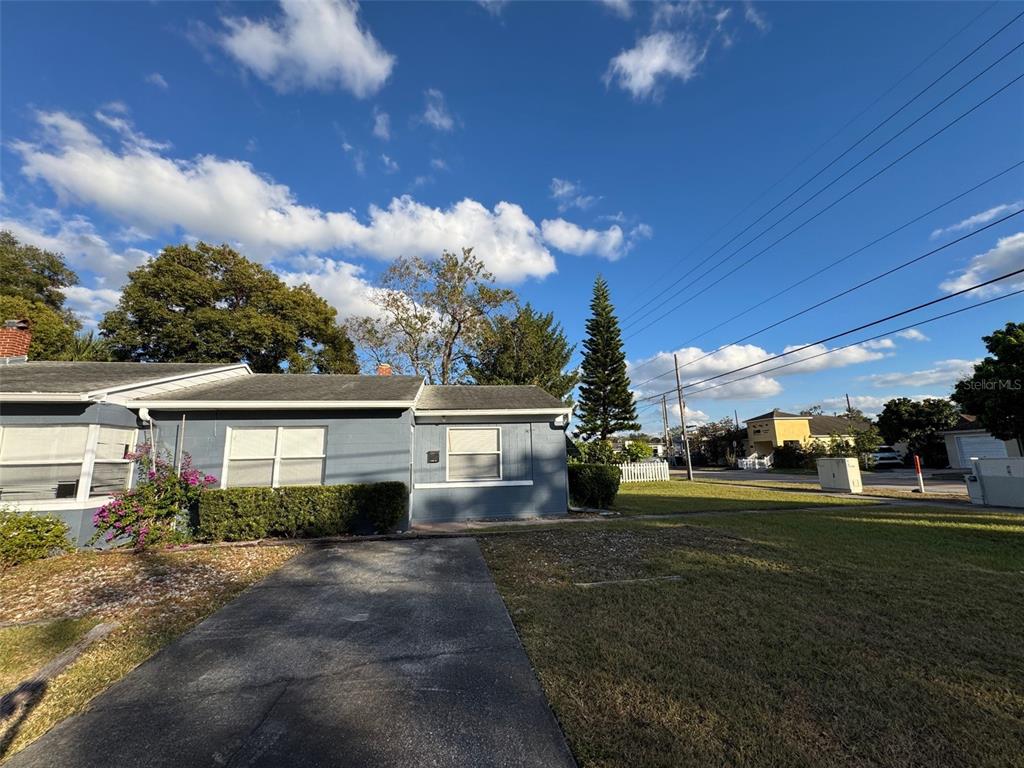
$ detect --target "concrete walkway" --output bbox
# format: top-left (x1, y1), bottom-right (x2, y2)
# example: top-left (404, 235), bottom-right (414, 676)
top-left (7, 539), bottom-right (576, 768)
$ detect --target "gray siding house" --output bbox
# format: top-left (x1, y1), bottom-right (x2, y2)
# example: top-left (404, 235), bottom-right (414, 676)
top-left (0, 361), bottom-right (571, 544)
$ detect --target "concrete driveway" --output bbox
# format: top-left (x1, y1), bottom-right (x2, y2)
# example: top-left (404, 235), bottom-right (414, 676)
top-left (8, 539), bottom-right (576, 768)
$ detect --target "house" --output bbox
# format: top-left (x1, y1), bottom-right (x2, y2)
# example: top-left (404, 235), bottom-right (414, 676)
top-left (940, 414), bottom-right (1023, 469)
top-left (0, 345), bottom-right (571, 544)
top-left (744, 409), bottom-right (870, 458)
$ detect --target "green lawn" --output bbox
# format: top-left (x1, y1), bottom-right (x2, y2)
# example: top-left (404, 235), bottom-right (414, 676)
top-left (613, 480), bottom-right (875, 515)
top-left (480, 505), bottom-right (1024, 767)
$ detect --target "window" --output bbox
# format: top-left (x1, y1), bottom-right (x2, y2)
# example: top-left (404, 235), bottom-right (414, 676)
top-left (447, 427), bottom-right (501, 482)
top-left (225, 427), bottom-right (326, 488)
top-left (0, 424), bottom-right (136, 502)
top-left (91, 427), bottom-right (136, 496)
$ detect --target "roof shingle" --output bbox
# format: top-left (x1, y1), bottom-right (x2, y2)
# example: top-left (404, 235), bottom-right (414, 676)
top-left (0, 361), bottom-right (233, 394)
top-left (416, 385), bottom-right (566, 411)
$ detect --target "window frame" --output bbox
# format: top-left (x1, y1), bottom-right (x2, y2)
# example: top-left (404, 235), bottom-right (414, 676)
top-left (445, 425), bottom-right (503, 483)
top-left (0, 423), bottom-right (137, 504)
top-left (222, 425), bottom-right (327, 489)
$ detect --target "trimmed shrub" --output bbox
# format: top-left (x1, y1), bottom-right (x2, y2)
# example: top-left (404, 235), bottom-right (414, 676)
top-left (568, 463), bottom-right (621, 509)
top-left (1, 508), bottom-right (72, 569)
top-left (197, 482), bottom-right (408, 542)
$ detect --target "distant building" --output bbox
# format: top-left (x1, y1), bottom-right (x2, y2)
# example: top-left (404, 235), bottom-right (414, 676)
top-left (744, 409), bottom-right (870, 458)
top-left (939, 415), bottom-right (1022, 469)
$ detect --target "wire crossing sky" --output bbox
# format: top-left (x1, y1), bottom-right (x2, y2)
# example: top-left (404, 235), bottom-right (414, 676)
top-left (1, 0), bottom-right (1021, 430)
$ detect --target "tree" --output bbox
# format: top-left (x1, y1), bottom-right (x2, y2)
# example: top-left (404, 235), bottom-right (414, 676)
top-left (0, 295), bottom-right (76, 359)
top-left (876, 397), bottom-right (959, 467)
top-left (952, 321), bottom-right (1024, 452)
top-left (467, 303), bottom-right (578, 399)
top-left (575, 276), bottom-right (640, 440)
top-left (799, 405), bottom-right (823, 416)
top-left (0, 230), bottom-right (79, 317)
top-left (58, 331), bottom-right (114, 362)
top-left (350, 248), bottom-right (514, 383)
top-left (99, 243), bottom-right (357, 373)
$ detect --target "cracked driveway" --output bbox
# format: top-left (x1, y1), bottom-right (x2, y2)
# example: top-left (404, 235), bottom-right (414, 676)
top-left (8, 539), bottom-right (576, 768)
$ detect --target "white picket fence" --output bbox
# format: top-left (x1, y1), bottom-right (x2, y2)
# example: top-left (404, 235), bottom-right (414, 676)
top-left (619, 460), bottom-right (670, 483)
top-left (737, 456), bottom-right (773, 470)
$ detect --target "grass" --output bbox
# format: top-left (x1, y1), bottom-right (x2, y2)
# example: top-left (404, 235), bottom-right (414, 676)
top-left (0, 543), bottom-right (301, 760)
top-left (701, 477), bottom-right (970, 504)
top-left (612, 480), bottom-right (876, 516)
top-left (480, 504), bottom-right (1024, 768)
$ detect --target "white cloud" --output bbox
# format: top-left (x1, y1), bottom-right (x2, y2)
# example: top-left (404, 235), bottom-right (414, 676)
top-left (341, 140), bottom-right (366, 174)
top-left (859, 359), bottom-right (980, 389)
top-left (930, 201), bottom-right (1022, 240)
top-left (145, 72), bottom-right (169, 89)
top-left (599, 0), bottom-right (633, 19)
top-left (812, 393), bottom-right (945, 419)
top-left (604, 32), bottom-right (706, 99)
top-left (896, 328), bottom-right (929, 342)
top-left (372, 107), bottom-right (390, 140)
top-left (430, 158), bottom-right (448, 171)
top-left (275, 256), bottom-right (381, 320)
top-left (477, 0), bottom-right (509, 16)
top-left (380, 153), bottom-right (399, 173)
top-left (1, 209), bottom-right (150, 285)
top-left (93, 108), bottom-right (171, 152)
top-left (62, 285), bottom-right (122, 327)
top-left (550, 177), bottom-right (598, 212)
top-left (744, 2), bottom-right (770, 32)
top-left (541, 219), bottom-right (625, 260)
top-left (628, 338), bottom-right (893, 403)
top-left (421, 88), bottom-right (454, 131)
top-left (14, 110), bottom-right (566, 282)
top-left (219, 0), bottom-right (394, 97)
top-left (939, 231), bottom-right (1024, 295)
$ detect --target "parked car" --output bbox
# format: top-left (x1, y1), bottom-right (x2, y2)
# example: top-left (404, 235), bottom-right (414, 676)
top-left (871, 445), bottom-right (903, 468)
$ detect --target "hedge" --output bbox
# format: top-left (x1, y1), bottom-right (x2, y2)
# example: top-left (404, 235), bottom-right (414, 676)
top-left (1, 508), bottom-right (72, 570)
top-left (568, 463), bottom-right (621, 509)
top-left (197, 482), bottom-right (408, 542)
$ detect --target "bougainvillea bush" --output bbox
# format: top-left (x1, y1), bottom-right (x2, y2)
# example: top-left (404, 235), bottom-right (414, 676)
top-left (91, 444), bottom-right (217, 548)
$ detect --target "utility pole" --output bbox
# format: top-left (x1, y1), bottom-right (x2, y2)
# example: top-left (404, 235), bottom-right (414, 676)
top-left (846, 393), bottom-right (852, 413)
top-left (673, 353), bottom-right (694, 481)
top-left (734, 409), bottom-right (740, 431)
top-left (660, 395), bottom-right (671, 462)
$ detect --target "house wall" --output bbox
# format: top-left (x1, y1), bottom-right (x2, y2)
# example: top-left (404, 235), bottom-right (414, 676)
top-left (746, 418), bottom-right (810, 455)
top-left (0, 402), bottom-right (142, 545)
top-left (149, 408), bottom-right (414, 488)
top-left (411, 416), bottom-right (568, 523)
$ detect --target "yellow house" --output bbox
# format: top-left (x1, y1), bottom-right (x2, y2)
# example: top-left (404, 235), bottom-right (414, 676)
top-left (745, 409), bottom-right (870, 457)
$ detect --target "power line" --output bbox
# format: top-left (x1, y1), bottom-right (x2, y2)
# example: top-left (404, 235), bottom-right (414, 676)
top-left (681, 287), bottom-right (1024, 400)
top-left (635, 265), bottom-right (1024, 404)
top-left (624, 67), bottom-right (1024, 340)
top-left (671, 159), bottom-right (1024, 350)
top-left (629, 204), bottom-right (1023, 391)
top-left (621, 7), bottom-right (1022, 323)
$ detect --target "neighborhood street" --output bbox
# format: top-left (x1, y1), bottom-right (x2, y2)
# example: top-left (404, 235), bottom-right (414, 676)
top-left (687, 467), bottom-right (970, 496)
top-left (5, 539), bottom-right (576, 768)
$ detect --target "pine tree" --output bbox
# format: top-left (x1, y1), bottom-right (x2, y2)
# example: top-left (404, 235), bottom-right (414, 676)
top-left (575, 276), bottom-right (640, 440)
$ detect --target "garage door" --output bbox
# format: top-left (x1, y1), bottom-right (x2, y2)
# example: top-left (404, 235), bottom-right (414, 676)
top-left (956, 434), bottom-right (1008, 467)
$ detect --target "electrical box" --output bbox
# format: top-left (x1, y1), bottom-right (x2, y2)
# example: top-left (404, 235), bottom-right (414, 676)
top-left (816, 457), bottom-right (863, 494)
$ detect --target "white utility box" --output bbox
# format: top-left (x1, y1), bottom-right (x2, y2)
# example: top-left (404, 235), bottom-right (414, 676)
top-left (816, 457), bottom-right (863, 494)
top-left (967, 458), bottom-right (1024, 508)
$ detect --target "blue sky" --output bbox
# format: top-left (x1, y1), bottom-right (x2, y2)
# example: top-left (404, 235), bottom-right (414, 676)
top-left (2, 0), bottom-right (1022, 431)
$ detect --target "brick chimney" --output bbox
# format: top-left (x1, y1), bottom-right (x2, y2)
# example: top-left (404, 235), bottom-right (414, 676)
top-left (0, 319), bottom-right (31, 360)
top-left (376, 363), bottom-right (393, 376)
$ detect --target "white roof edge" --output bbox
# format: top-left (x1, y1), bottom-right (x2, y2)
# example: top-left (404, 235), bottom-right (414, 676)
top-left (89, 363), bottom-right (252, 398)
top-left (127, 400), bottom-right (417, 410)
top-left (0, 393), bottom-right (91, 403)
top-left (414, 407), bottom-right (572, 417)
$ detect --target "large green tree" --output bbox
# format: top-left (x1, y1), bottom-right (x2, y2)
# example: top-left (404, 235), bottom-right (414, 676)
top-left (0, 230), bottom-right (79, 317)
top-left (952, 321), bottom-right (1024, 451)
top-left (575, 276), bottom-right (639, 441)
top-left (467, 303), bottom-right (578, 399)
top-left (0, 295), bottom-right (76, 359)
top-left (99, 243), bottom-right (357, 373)
top-left (876, 397), bottom-right (959, 467)
top-left (349, 248), bottom-right (514, 383)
